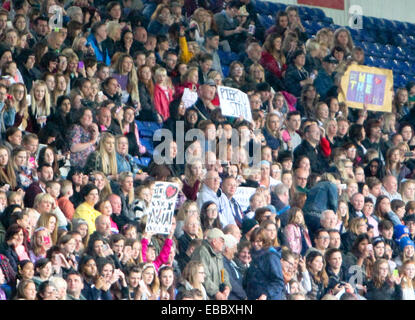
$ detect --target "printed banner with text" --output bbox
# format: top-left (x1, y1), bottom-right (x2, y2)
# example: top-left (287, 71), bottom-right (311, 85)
top-left (218, 86), bottom-right (253, 122)
top-left (338, 64), bottom-right (393, 113)
top-left (146, 182), bottom-right (179, 235)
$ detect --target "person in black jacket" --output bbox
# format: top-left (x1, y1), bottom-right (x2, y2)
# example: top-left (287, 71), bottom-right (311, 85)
top-left (223, 234), bottom-right (247, 300)
top-left (365, 258), bottom-right (402, 300)
top-left (16, 48), bottom-right (36, 93)
top-left (293, 123), bottom-right (329, 175)
top-left (284, 50), bottom-right (314, 98)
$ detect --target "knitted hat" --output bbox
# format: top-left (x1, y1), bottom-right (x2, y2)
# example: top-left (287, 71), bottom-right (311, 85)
top-left (399, 236), bottom-right (415, 251)
top-left (394, 224), bottom-right (410, 240)
top-left (242, 218), bottom-right (258, 235)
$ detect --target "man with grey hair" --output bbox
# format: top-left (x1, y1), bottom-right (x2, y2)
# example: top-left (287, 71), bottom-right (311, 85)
top-left (223, 224), bottom-right (242, 242)
top-left (223, 234), bottom-right (247, 300)
top-left (271, 183), bottom-right (291, 226)
top-left (89, 215), bottom-right (112, 243)
top-left (197, 170), bottom-right (236, 228)
top-left (191, 228), bottom-right (232, 300)
top-left (66, 6), bottom-right (83, 23)
top-left (178, 215), bottom-right (201, 255)
top-left (320, 210), bottom-right (338, 230)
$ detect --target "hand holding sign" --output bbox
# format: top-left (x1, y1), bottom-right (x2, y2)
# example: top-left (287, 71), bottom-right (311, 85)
top-left (145, 182), bottom-right (179, 235)
top-left (218, 86), bottom-right (253, 122)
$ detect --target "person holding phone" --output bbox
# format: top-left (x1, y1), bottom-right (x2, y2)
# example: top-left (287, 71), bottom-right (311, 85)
top-left (29, 227), bottom-right (52, 263)
top-left (365, 259), bottom-right (402, 300)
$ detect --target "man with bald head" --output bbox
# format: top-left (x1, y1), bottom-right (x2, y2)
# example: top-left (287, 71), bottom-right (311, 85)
top-left (223, 224), bottom-right (242, 242)
top-left (197, 170), bottom-right (236, 228)
top-left (89, 215), bottom-right (112, 243)
top-left (96, 106), bottom-right (122, 135)
top-left (108, 194), bottom-right (133, 230)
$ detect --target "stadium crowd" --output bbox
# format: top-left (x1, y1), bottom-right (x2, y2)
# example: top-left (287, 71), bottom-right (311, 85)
top-left (0, 0), bottom-right (415, 301)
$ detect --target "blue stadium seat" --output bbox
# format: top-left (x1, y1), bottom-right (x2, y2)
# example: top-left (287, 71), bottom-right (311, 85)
top-left (136, 121), bottom-right (162, 155)
top-left (267, 2), bottom-right (286, 13)
top-left (255, 1), bottom-right (270, 15)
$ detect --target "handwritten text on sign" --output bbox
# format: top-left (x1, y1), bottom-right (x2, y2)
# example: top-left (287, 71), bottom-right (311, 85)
top-left (339, 64), bottom-right (393, 113)
top-left (218, 86), bottom-right (253, 122)
top-left (233, 187), bottom-right (257, 212)
top-left (146, 182), bottom-right (179, 235)
top-left (346, 71), bottom-right (387, 106)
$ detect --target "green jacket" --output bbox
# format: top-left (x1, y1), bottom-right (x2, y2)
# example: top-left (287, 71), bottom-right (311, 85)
top-left (190, 240), bottom-right (231, 298)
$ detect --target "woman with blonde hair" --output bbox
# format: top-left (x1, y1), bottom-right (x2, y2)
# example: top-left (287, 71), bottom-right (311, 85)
top-left (341, 217), bottom-right (368, 253)
top-left (262, 113), bottom-right (282, 152)
top-left (112, 53), bottom-right (140, 106)
top-left (153, 67), bottom-right (173, 122)
top-left (10, 83), bottom-right (29, 130)
top-left (249, 63), bottom-right (266, 84)
top-left (174, 67), bottom-right (199, 100)
top-left (400, 260), bottom-right (415, 300)
top-left (178, 261), bottom-right (208, 300)
top-left (189, 8), bottom-right (211, 44)
top-left (400, 179), bottom-right (415, 204)
top-left (182, 158), bottom-right (204, 201)
top-left (90, 171), bottom-right (113, 201)
top-left (36, 213), bottom-right (59, 246)
top-left (137, 263), bottom-right (160, 300)
top-left (64, 52), bottom-right (84, 88)
top-left (84, 132), bottom-right (118, 179)
top-left (51, 74), bottom-right (68, 106)
top-left (336, 200), bottom-right (349, 233)
top-left (27, 80), bottom-right (51, 133)
top-left (316, 28), bottom-right (333, 53)
top-left (105, 21), bottom-right (122, 57)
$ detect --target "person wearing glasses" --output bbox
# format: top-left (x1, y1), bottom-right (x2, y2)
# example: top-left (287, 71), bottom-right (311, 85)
top-left (306, 229), bottom-right (330, 257)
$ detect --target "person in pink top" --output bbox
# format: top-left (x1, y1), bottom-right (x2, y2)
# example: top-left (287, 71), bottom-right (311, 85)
top-left (153, 67), bottom-right (173, 122)
top-left (141, 217), bottom-right (175, 272)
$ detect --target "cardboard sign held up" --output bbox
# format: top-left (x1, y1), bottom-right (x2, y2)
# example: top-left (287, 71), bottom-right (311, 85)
top-left (218, 85), bottom-right (253, 122)
top-left (145, 182), bottom-right (179, 235)
top-left (338, 64), bottom-right (394, 113)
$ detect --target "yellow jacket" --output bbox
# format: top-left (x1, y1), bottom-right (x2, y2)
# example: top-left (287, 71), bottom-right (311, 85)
top-left (179, 36), bottom-right (194, 64)
top-left (74, 202), bottom-right (101, 235)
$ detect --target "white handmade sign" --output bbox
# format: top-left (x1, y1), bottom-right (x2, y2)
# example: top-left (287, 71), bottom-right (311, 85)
top-left (182, 88), bottom-right (198, 108)
top-left (233, 187), bottom-right (257, 212)
top-left (145, 182), bottom-right (179, 234)
top-left (218, 85), bottom-right (253, 122)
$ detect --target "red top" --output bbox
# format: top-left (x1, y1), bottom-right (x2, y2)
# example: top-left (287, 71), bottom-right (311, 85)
top-left (154, 84), bottom-right (173, 121)
top-left (260, 51), bottom-right (287, 79)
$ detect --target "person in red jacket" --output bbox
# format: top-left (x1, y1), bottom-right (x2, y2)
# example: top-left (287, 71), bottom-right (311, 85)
top-left (260, 33), bottom-right (287, 79)
top-left (154, 67), bottom-right (173, 122)
top-left (173, 67), bottom-right (200, 100)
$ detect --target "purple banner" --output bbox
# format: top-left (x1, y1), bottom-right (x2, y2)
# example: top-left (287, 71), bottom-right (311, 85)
top-left (346, 71), bottom-right (387, 106)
